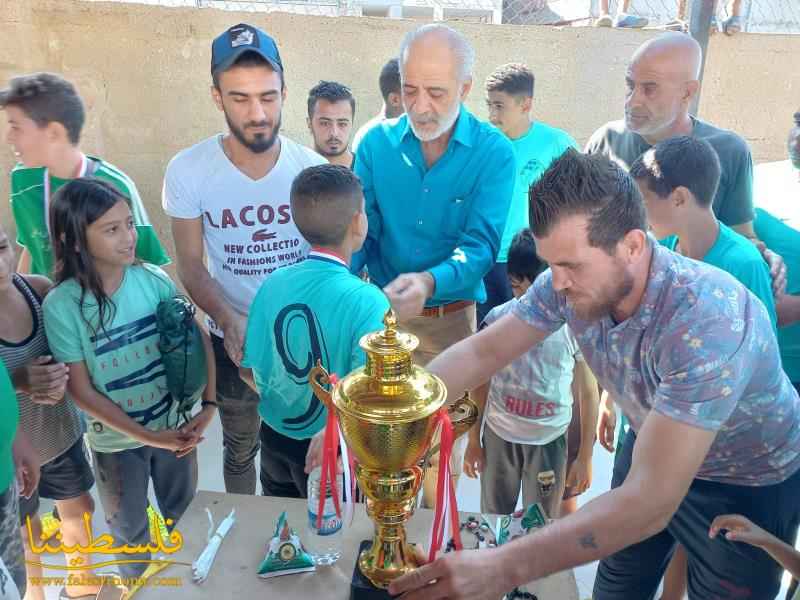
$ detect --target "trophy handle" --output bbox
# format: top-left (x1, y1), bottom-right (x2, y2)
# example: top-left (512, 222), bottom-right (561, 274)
top-left (448, 394), bottom-right (480, 439)
top-left (309, 360), bottom-right (334, 409)
top-left (422, 394), bottom-right (479, 466)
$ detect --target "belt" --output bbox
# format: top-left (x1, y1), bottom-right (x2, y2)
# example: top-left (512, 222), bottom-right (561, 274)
top-left (420, 300), bottom-right (474, 318)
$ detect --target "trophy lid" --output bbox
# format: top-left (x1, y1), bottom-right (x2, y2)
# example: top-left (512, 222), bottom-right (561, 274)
top-left (361, 310), bottom-right (417, 370)
top-left (332, 310), bottom-right (447, 424)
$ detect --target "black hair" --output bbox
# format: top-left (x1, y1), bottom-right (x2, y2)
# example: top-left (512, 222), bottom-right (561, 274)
top-left (485, 63), bottom-right (534, 98)
top-left (0, 72), bottom-right (85, 145)
top-left (291, 165), bottom-right (363, 246)
top-left (212, 51), bottom-right (284, 90)
top-left (629, 136), bottom-right (721, 208)
top-left (379, 59), bottom-right (401, 101)
top-left (530, 149), bottom-right (647, 254)
top-left (50, 178), bottom-right (132, 338)
top-left (507, 229), bottom-right (544, 283)
top-left (307, 81), bottom-right (355, 119)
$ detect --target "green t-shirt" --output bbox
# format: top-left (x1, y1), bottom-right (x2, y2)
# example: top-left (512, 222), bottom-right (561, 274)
top-left (42, 264), bottom-right (179, 453)
top-left (242, 252), bottom-right (390, 440)
top-left (499, 122), bottom-right (576, 262)
top-left (586, 118), bottom-right (754, 228)
top-left (662, 223), bottom-right (777, 328)
top-left (754, 208), bottom-right (800, 383)
top-left (0, 360), bottom-right (19, 492)
top-left (9, 157), bottom-right (170, 277)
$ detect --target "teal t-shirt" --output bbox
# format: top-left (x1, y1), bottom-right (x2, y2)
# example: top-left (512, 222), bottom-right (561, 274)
top-left (242, 253), bottom-right (390, 440)
top-left (498, 122), bottom-right (577, 262)
top-left (662, 223), bottom-right (777, 328)
top-left (0, 360), bottom-right (19, 492)
top-left (754, 208), bottom-right (800, 383)
top-left (42, 264), bottom-right (179, 453)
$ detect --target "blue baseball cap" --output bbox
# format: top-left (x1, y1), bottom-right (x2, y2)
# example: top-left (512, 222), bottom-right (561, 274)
top-left (211, 23), bottom-right (283, 77)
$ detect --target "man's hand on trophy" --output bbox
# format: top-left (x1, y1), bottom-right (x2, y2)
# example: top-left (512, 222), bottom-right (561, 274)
top-left (389, 548), bottom-right (509, 600)
top-left (384, 272), bottom-right (435, 321)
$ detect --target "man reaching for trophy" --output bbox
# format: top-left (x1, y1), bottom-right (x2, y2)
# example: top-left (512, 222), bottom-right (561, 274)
top-left (389, 151), bottom-right (800, 600)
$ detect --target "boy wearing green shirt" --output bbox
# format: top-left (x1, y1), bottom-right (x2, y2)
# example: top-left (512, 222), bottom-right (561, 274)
top-left (241, 164), bottom-right (389, 498)
top-left (630, 136), bottom-right (776, 325)
top-left (1, 72), bottom-right (169, 276)
top-left (482, 63), bottom-right (577, 322)
top-left (617, 134), bottom-right (779, 467)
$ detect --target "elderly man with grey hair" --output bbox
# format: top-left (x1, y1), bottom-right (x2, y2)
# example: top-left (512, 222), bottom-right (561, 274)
top-left (352, 23), bottom-right (515, 506)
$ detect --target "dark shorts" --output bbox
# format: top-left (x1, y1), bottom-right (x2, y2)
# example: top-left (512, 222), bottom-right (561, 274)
top-left (594, 429), bottom-right (800, 600)
top-left (18, 437), bottom-right (95, 524)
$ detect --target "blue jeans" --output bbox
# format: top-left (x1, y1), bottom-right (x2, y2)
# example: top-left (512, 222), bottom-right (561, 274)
top-left (93, 446), bottom-right (197, 579)
top-left (477, 262), bottom-right (513, 324)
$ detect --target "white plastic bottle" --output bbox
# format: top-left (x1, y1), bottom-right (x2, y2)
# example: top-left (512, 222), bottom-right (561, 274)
top-left (306, 466), bottom-right (343, 565)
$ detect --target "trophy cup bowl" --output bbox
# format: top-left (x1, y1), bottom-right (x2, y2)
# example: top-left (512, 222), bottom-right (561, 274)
top-left (309, 311), bottom-right (477, 597)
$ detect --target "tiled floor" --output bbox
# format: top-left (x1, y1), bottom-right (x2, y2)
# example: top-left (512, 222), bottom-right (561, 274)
top-left (39, 413), bottom-right (795, 599)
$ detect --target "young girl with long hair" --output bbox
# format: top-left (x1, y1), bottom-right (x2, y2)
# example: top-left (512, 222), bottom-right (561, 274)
top-left (0, 220), bottom-right (108, 600)
top-left (42, 178), bottom-right (216, 582)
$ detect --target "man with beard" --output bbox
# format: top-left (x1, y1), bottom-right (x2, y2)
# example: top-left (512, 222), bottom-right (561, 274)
top-left (162, 23), bottom-right (325, 495)
top-left (352, 23), bottom-right (515, 507)
top-left (586, 32), bottom-right (770, 247)
top-left (307, 81), bottom-right (355, 168)
top-left (588, 30), bottom-right (786, 540)
top-left (389, 149), bottom-right (800, 600)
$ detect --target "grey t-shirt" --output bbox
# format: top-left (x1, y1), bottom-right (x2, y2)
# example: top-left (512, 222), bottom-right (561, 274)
top-left (585, 117), bottom-right (754, 227)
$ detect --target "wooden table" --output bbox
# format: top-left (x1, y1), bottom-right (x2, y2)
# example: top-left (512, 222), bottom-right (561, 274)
top-left (134, 490), bottom-right (579, 599)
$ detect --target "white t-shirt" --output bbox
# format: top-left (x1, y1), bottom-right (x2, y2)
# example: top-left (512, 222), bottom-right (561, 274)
top-left (482, 299), bottom-right (582, 445)
top-left (162, 134), bottom-right (325, 333)
top-left (754, 159), bottom-right (800, 230)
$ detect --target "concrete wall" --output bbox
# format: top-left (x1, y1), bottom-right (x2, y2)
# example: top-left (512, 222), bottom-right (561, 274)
top-left (1, 0), bottom-right (798, 254)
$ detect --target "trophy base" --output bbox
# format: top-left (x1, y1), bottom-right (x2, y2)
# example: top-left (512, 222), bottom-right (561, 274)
top-left (350, 541), bottom-right (394, 600)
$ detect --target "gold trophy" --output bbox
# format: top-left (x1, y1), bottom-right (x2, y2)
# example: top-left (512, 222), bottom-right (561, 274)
top-left (310, 310), bottom-right (477, 598)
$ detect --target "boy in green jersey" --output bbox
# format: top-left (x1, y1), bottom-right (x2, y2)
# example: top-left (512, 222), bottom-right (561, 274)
top-left (1, 72), bottom-right (169, 276)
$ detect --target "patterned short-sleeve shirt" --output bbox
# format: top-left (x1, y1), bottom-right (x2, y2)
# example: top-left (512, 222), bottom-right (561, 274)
top-left (512, 240), bottom-right (800, 486)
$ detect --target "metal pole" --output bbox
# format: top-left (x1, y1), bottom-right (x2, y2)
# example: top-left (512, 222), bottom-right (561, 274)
top-left (688, 0), bottom-right (715, 116)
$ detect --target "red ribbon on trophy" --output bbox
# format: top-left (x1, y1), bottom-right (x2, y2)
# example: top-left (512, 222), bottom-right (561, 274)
top-left (427, 408), bottom-right (463, 562)
top-left (316, 374), bottom-right (355, 530)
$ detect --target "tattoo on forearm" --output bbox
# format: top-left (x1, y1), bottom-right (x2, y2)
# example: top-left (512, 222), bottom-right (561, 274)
top-left (579, 533), bottom-right (598, 550)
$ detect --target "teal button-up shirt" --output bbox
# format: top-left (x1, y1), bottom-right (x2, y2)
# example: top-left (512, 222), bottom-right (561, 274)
top-left (352, 105), bottom-right (515, 305)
